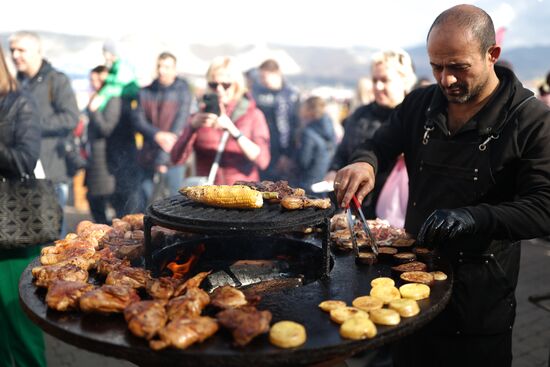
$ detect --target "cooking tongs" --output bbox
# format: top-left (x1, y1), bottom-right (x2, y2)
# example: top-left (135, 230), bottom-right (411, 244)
top-left (345, 195), bottom-right (379, 256)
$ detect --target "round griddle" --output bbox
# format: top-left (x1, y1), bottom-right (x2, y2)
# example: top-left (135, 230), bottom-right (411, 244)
top-left (20, 240), bottom-right (453, 367)
top-left (146, 195), bottom-right (335, 234)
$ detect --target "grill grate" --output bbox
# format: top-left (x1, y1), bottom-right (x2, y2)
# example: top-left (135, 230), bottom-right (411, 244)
top-left (147, 195), bottom-right (335, 233)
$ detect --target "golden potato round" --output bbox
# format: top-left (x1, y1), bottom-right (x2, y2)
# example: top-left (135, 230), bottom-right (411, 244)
top-left (430, 271), bottom-right (448, 281)
top-left (352, 296), bottom-right (384, 312)
top-left (388, 298), bottom-right (420, 317)
top-left (340, 315), bottom-right (377, 340)
top-left (330, 306), bottom-right (369, 324)
top-left (269, 321), bottom-right (307, 348)
top-left (369, 308), bottom-right (401, 326)
top-left (399, 283), bottom-right (431, 300)
top-left (318, 300), bottom-right (347, 312)
top-left (370, 285), bottom-right (401, 304)
top-left (370, 277), bottom-right (395, 288)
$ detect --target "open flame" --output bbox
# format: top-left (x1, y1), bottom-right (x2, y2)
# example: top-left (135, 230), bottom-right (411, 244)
top-left (167, 243), bottom-right (205, 279)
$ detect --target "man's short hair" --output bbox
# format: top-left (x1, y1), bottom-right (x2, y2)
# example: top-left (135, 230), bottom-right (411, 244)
top-left (9, 31), bottom-right (42, 51)
top-left (91, 65), bottom-right (108, 74)
top-left (158, 51), bottom-right (177, 64)
top-left (259, 59), bottom-right (280, 73)
top-left (427, 5), bottom-right (496, 55)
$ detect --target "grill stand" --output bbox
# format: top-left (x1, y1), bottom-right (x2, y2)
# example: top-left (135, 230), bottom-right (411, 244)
top-left (143, 206), bottom-right (333, 278)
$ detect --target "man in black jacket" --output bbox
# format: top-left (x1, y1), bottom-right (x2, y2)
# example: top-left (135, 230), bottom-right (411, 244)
top-left (334, 5), bottom-right (550, 366)
top-left (9, 31), bottom-right (79, 235)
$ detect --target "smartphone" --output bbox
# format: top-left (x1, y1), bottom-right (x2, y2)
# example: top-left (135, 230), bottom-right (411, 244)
top-left (202, 93), bottom-right (221, 116)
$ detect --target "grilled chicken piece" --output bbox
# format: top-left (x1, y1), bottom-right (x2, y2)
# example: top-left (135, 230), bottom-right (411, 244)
top-left (216, 306), bottom-right (272, 346)
top-left (210, 285), bottom-right (247, 309)
top-left (111, 218), bottom-right (132, 232)
top-left (124, 300), bottom-right (168, 340)
top-left (149, 316), bottom-right (218, 350)
top-left (146, 277), bottom-right (181, 300)
top-left (32, 263), bottom-right (89, 288)
top-left (280, 195), bottom-right (331, 210)
top-left (79, 284), bottom-right (140, 314)
top-left (77, 222), bottom-right (116, 249)
top-left (121, 213), bottom-right (145, 230)
top-left (173, 271), bottom-right (211, 297)
top-left (41, 237), bottom-right (96, 256)
top-left (166, 287), bottom-right (210, 320)
top-left (46, 280), bottom-right (95, 311)
top-left (95, 257), bottom-right (131, 276)
top-left (40, 245), bottom-right (96, 266)
top-left (105, 266), bottom-right (151, 289)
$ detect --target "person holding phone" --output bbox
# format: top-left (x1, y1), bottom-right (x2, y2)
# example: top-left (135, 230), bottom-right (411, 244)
top-left (171, 56), bottom-right (270, 185)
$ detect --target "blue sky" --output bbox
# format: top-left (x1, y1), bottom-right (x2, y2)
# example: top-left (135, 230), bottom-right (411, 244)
top-left (2, 0), bottom-right (548, 49)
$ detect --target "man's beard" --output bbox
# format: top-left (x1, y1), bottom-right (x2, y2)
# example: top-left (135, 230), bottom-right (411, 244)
top-left (440, 79), bottom-right (485, 104)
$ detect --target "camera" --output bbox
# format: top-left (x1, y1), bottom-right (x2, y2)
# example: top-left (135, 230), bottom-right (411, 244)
top-left (202, 93), bottom-right (221, 116)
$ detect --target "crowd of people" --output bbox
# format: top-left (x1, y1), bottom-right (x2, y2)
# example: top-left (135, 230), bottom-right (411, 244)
top-left (1, 3), bottom-right (550, 366)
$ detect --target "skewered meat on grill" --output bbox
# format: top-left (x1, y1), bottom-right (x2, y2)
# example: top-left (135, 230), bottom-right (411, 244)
top-left (166, 287), bottom-right (210, 320)
top-left (146, 277), bottom-right (181, 300)
top-left (216, 306), bottom-right (272, 346)
top-left (32, 263), bottom-right (89, 288)
top-left (149, 316), bottom-right (218, 351)
top-left (280, 195), bottom-right (331, 210)
top-left (46, 280), bottom-right (95, 311)
top-left (210, 285), bottom-right (248, 309)
top-left (79, 284), bottom-right (140, 314)
top-left (105, 266), bottom-right (151, 289)
top-left (124, 300), bottom-right (168, 340)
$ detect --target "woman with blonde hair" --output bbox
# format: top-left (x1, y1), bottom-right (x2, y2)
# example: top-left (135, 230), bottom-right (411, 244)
top-left (171, 56), bottom-right (270, 184)
top-left (325, 48), bottom-right (417, 223)
top-left (0, 43), bottom-right (46, 366)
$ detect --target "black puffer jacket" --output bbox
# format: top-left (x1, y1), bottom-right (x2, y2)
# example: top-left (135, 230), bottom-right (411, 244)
top-left (17, 60), bottom-right (79, 183)
top-left (0, 90), bottom-right (41, 178)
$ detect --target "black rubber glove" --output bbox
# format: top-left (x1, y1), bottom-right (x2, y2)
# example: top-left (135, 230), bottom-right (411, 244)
top-left (417, 209), bottom-right (476, 248)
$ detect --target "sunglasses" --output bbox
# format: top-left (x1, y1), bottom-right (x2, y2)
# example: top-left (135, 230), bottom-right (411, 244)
top-left (208, 81), bottom-right (232, 90)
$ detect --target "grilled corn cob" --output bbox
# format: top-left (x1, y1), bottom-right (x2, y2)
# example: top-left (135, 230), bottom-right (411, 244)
top-left (180, 185), bottom-right (263, 209)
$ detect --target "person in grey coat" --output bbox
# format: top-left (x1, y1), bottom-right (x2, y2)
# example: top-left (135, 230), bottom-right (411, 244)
top-left (9, 31), bottom-right (79, 235)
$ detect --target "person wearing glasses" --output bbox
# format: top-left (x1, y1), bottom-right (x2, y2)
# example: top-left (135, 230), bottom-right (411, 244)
top-left (171, 56), bottom-right (270, 185)
top-left (334, 5), bottom-right (550, 366)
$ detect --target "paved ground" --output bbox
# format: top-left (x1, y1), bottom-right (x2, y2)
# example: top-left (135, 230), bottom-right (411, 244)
top-left (43, 207), bottom-right (550, 367)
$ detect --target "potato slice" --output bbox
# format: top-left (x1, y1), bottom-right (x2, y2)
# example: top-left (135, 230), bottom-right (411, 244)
top-left (399, 283), bottom-right (431, 300)
top-left (430, 271), bottom-right (448, 281)
top-left (269, 321), bottom-right (307, 348)
top-left (370, 285), bottom-right (401, 304)
top-left (388, 298), bottom-right (420, 317)
top-left (340, 315), bottom-right (377, 340)
top-left (370, 277), bottom-right (395, 288)
top-left (369, 308), bottom-right (401, 326)
top-left (318, 300), bottom-right (347, 312)
top-left (352, 296), bottom-right (383, 312)
top-left (330, 306), bottom-right (369, 324)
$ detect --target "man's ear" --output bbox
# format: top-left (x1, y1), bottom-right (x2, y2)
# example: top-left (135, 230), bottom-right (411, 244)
top-left (488, 45), bottom-right (501, 64)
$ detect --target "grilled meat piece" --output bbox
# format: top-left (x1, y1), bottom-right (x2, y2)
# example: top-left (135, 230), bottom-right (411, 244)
top-left (111, 218), bottom-right (132, 232)
top-left (234, 180), bottom-right (305, 201)
top-left (216, 306), bottom-right (272, 346)
top-left (32, 263), bottom-right (89, 288)
top-left (166, 287), bottom-right (210, 320)
top-left (95, 257), bottom-right (131, 277)
top-left (124, 300), bottom-right (168, 340)
top-left (79, 284), bottom-right (140, 314)
top-left (210, 285), bottom-right (247, 309)
top-left (41, 237), bottom-right (96, 256)
top-left (40, 245), bottom-right (96, 266)
top-left (121, 213), bottom-right (145, 230)
top-left (173, 271), bottom-right (211, 297)
top-left (149, 316), bottom-right (218, 351)
top-left (281, 195), bottom-right (331, 210)
top-left (146, 277), bottom-right (181, 300)
top-left (105, 266), bottom-right (151, 289)
top-left (46, 280), bottom-right (95, 311)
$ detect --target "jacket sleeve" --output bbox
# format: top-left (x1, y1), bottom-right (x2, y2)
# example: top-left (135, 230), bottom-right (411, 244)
top-left (466, 104), bottom-right (550, 240)
top-left (88, 97), bottom-right (122, 138)
top-left (170, 119), bottom-right (198, 165)
top-left (0, 93), bottom-right (41, 175)
top-left (40, 72), bottom-right (79, 136)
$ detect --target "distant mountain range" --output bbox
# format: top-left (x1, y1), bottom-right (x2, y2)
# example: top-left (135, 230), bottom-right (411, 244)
top-left (2, 32), bottom-right (549, 92)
